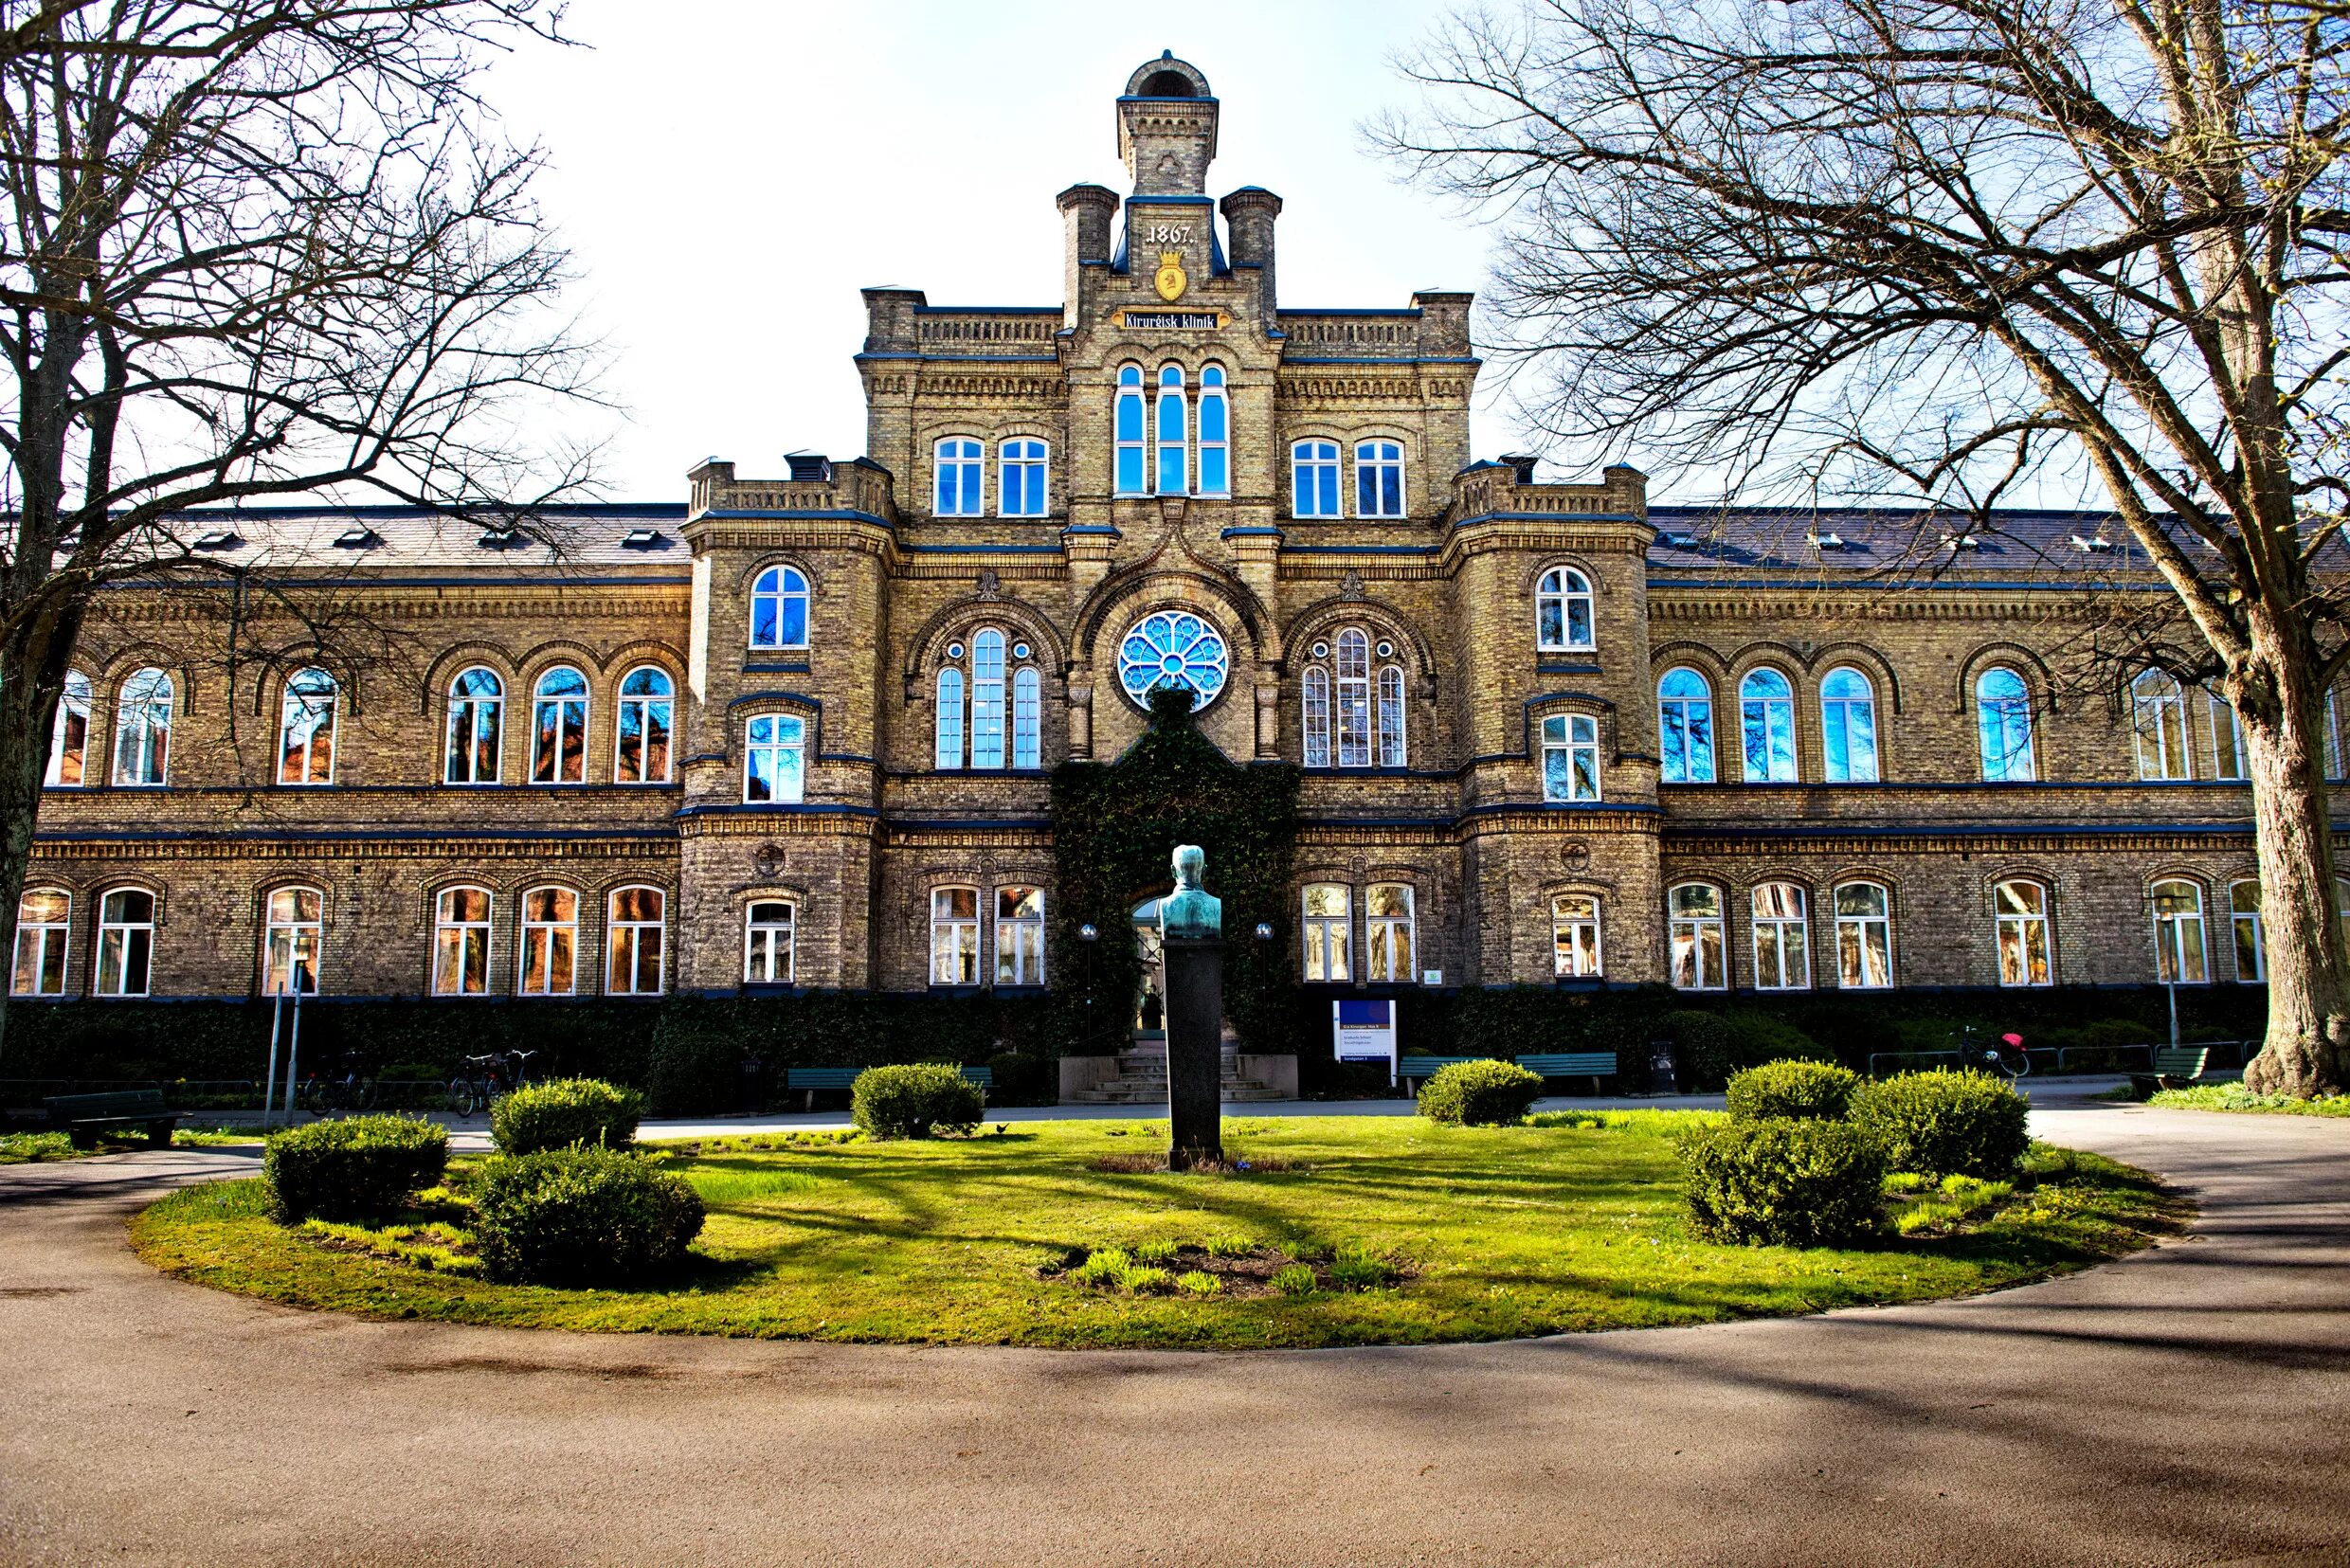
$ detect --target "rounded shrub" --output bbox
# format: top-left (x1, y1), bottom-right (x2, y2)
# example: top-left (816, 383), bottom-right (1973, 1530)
top-left (1679, 1117), bottom-right (1888, 1246)
top-left (471, 1145), bottom-right (705, 1286)
top-left (1417, 1058), bottom-right (1545, 1126)
top-left (263, 1114), bottom-right (448, 1223)
top-left (1853, 1068), bottom-right (2032, 1179)
top-left (851, 1063), bottom-right (985, 1140)
top-left (491, 1077), bottom-right (644, 1155)
top-left (1726, 1059), bottom-right (1863, 1122)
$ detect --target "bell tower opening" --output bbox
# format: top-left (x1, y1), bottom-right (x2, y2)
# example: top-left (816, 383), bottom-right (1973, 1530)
top-left (1117, 52), bottom-right (1218, 196)
top-left (1137, 69), bottom-right (1196, 99)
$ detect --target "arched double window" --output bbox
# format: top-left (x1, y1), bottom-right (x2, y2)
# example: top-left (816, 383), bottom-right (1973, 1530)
top-left (12, 889), bottom-right (69, 997)
top-left (934, 437), bottom-right (985, 516)
top-left (2133, 670), bottom-right (2193, 780)
top-left (2151, 878), bottom-right (2209, 983)
top-left (1977, 667), bottom-right (2036, 781)
top-left (1658, 667), bottom-right (1716, 783)
top-left (1536, 568), bottom-right (1594, 651)
top-left (746, 900), bottom-right (796, 985)
top-left (1301, 628), bottom-right (1404, 768)
top-left (1114, 365), bottom-right (1147, 495)
top-left (1000, 438), bottom-right (1049, 516)
top-left (1292, 440), bottom-right (1341, 518)
top-left (262, 887), bottom-right (322, 996)
top-left (1834, 882), bottom-right (1893, 988)
top-left (1751, 882), bottom-right (1810, 990)
top-left (1355, 439), bottom-right (1404, 517)
top-left (1668, 883), bottom-right (1726, 990)
top-left (1155, 365), bottom-right (1188, 495)
top-left (1819, 667), bottom-right (1879, 783)
top-left (518, 886), bottom-right (577, 996)
top-left (531, 666), bottom-right (588, 784)
top-left (614, 666), bottom-right (673, 784)
top-left (46, 670), bottom-right (90, 787)
top-left (606, 886), bottom-right (665, 996)
top-left (432, 886), bottom-right (492, 996)
top-left (112, 667), bottom-right (172, 787)
top-left (1551, 892), bottom-right (1602, 978)
top-left (277, 667), bottom-right (338, 785)
top-left (935, 630), bottom-right (1042, 769)
top-left (750, 566), bottom-right (810, 650)
top-left (1995, 878), bottom-right (2053, 985)
top-left (1197, 367), bottom-right (1230, 496)
top-left (1740, 670), bottom-right (1798, 782)
top-left (2230, 879), bottom-right (2265, 982)
top-left (94, 888), bottom-right (154, 998)
top-left (744, 713), bottom-right (806, 803)
top-left (443, 667), bottom-right (503, 784)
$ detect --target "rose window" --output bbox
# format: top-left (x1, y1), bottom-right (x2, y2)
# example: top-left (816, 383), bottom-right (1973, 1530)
top-left (1115, 610), bottom-right (1229, 710)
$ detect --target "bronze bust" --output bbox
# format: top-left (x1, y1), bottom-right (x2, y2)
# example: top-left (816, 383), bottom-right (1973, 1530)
top-left (1159, 843), bottom-right (1222, 940)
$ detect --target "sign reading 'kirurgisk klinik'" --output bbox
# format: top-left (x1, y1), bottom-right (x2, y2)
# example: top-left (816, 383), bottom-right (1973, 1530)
top-left (1118, 311), bottom-right (1224, 330)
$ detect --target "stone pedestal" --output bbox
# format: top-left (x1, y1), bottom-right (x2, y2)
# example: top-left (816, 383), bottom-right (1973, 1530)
top-left (1162, 935), bottom-right (1224, 1169)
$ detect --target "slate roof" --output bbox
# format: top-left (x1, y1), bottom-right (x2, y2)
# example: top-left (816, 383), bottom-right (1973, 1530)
top-left (109, 502), bottom-right (692, 574)
top-left (1643, 504), bottom-right (2219, 583)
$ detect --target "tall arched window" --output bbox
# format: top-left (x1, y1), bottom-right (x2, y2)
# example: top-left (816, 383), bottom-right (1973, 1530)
top-left (999, 438), bottom-right (1048, 517)
top-left (1114, 365), bottom-right (1146, 495)
top-left (935, 633), bottom-right (1042, 770)
top-left (94, 888), bottom-right (154, 998)
top-left (1334, 629), bottom-right (1372, 766)
top-left (518, 886), bottom-right (577, 996)
top-left (1834, 882), bottom-right (1892, 988)
top-left (1995, 879), bottom-right (2052, 985)
top-left (1551, 892), bottom-right (1601, 978)
top-left (12, 889), bottom-right (69, 997)
top-left (1740, 669), bottom-right (1798, 782)
top-left (1155, 365), bottom-right (1187, 495)
top-left (606, 886), bottom-right (665, 996)
top-left (750, 566), bottom-right (810, 650)
top-left (1819, 667), bottom-right (1879, 783)
top-left (930, 887), bottom-right (980, 985)
top-left (531, 666), bottom-right (588, 784)
top-left (2151, 878), bottom-right (2208, 982)
top-left (2134, 670), bottom-right (2193, 780)
top-left (934, 666), bottom-right (966, 768)
top-left (1197, 367), bottom-right (1229, 496)
top-left (1355, 439), bottom-right (1404, 517)
top-left (1751, 882), bottom-right (1810, 989)
top-left (432, 886), bottom-right (492, 996)
top-left (614, 666), bottom-right (673, 784)
top-left (46, 670), bottom-right (90, 787)
top-left (1977, 666), bottom-right (2035, 781)
top-left (2231, 880), bottom-right (2265, 982)
top-left (995, 886), bottom-right (1045, 986)
top-left (262, 887), bottom-right (323, 996)
top-left (112, 667), bottom-right (172, 786)
top-left (934, 437), bottom-right (984, 516)
top-left (970, 630), bottom-right (1007, 769)
top-left (443, 667), bottom-right (503, 784)
top-left (1302, 884), bottom-right (1350, 982)
top-left (1292, 440), bottom-right (1340, 517)
top-left (277, 666), bottom-right (338, 785)
top-left (1536, 568), bottom-right (1594, 651)
top-left (1013, 666), bottom-right (1041, 768)
top-left (744, 713), bottom-right (805, 803)
top-left (746, 900), bottom-right (795, 984)
top-left (1301, 629), bottom-right (1404, 767)
top-left (1668, 883), bottom-right (1725, 990)
top-left (1658, 667), bottom-right (1716, 783)
top-left (1302, 666), bottom-right (1330, 767)
top-left (1378, 666), bottom-right (1406, 767)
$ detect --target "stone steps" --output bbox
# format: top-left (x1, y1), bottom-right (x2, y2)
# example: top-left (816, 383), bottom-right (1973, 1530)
top-left (1064, 1039), bottom-right (1282, 1105)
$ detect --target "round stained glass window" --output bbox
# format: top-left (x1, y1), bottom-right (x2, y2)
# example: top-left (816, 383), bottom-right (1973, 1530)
top-left (1116, 610), bottom-right (1230, 710)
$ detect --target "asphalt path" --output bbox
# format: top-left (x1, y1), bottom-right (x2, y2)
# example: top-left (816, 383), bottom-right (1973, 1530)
top-left (2, 1103), bottom-right (2345, 1568)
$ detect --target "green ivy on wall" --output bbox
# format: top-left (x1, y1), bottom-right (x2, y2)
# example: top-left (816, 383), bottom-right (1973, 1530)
top-left (1046, 686), bottom-right (1300, 1055)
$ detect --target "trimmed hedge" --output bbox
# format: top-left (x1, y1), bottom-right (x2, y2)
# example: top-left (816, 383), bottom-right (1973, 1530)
top-left (1417, 1058), bottom-right (1544, 1126)
top-left (263, 1115), bottom-right (448, 1223)
top-left (1679, 1118), bottom-right (1888, 1246)
top-left (984, 1051), bottom-right (1054, 1107)
top-left (472, 1145), bottom-right (705, 1287)
top-left (851, 1063), bottom-right (985, 1140)
top-left (491, 1077), bottom-right (642, 1155)
top-left (1853, 1069), bottom-right (2032, 1179)
top-left (1726, 1059), bottom-right (1863, 1122)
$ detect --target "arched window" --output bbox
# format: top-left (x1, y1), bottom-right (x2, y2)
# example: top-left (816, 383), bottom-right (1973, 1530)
top-left (276, 667), bottom-right (338, 785)
top-left (2209, 690), bottom-right (2247, 780)
top-left (2134, 670), bottom-right (2193, 780)
top-left (1740, 669), bottom-right (1798, 782)
top-left (12, 888), bottom-right (69, 997)
top-left (46, 670), bottom-right (90, 787)
top-left (750, 566), bottom-right (810, 650)
top-left (2230, 879), bottom-right (2265, 982)
top-left (606, 886), bottom-right (665, 996)
top-left (930, 887), bottom-right (980, 985)
top-left (432, 886), bottom-right (492, 996)
top-left (443, 667), bottom-right (503, 784)
top-left (995, 886), bottom-right (1045, 985)
top-left (1013, 666), bottom-right (1041, 769)
top-left (1751, 882), bottom-right (1810, 990)
top-left (518, 887), bottom-right (577, 996)
top-left (1155, 365), bottom-right (1187, 495)
top-left (1668, 883), bottom-right (1725, 990)
top-left (999, 438), bottom-right (1048, 517)
top-left (1819, 667), bottom-right (1879, 783)
top-left (1302, 883), bottom-right (1350, 982)
top-left (94, 888), bottom-right (154, 998)
top-left (1292, 440), bottom-right (1340, 518)
top-left (531, 666), bottom-right (588, 784)
top-left (744, 713), bottom-right (805, 803)
top-left (1301, 666), bottom-right (1330, 767)
top-left (262, 887), bottom-right (322, 996)
top-left (1196, 366), bottom-right (1229, 496)
top-left (112, 667), bottom-right (172, 787)
top-left (1334, 628), bottom-right (1371, 766)
top-left (1378, 665), bottom-right (1406, 767)
top-left (934, 437), bottom-right (984, 516)
top-left (746, 900), bottom-right (796, 985)
top-left (614, 666), bottom-right (673, 784)
top-left (1366, 884), bottom-right (1417, 982)
top-left (1977, 666), bottom-right (2035, 781)
top-left (1551, 892), bottom-right (1602, 978)
top-left (936, 633), bottom-right (1042, 770)
top-left (1541, 713), bottom-right (1602, 802)
top-left (2151, 878), bottom-right (2208, 983)
top-left (971, 630), bottom-right (1007, 769)
top-left (1995, 879), bottom-right (2053, 985)
top-left (1658, 667), bottom-right (1716, 783)
top-left (934, 666), bottom-right (966, 769)
top-left (1114, 365), bottom-right (1147, 495)
top-left (1300, 629), bottom-right (1404, 768)
top-left (1355, 439), bottom-right (1404, 517)
top-left (1834, 882), bottom-right (1892, 988)
top-left (1536, 568), bottom-right (1594, 651)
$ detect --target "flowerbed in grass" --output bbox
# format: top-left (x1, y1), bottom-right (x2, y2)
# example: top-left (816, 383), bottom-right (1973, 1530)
top-left (130, 1114), bottom-right (2182, 1351)
top-left (2147, 1084), bottom-right (2350, 1116)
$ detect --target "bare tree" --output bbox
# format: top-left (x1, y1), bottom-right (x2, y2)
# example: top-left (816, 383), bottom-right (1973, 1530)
top-left (0, 0), bottom-right (599, 1054)
top-left (1381, 0), bottom-right (2350, 1094)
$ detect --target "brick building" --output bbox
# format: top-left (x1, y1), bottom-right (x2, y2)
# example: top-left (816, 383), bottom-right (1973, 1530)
top-left (14, 55), bottom-right (2295, 1019)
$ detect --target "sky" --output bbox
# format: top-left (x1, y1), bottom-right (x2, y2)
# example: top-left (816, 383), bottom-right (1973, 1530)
top-left (480, 0), bottom-right (1532, 503)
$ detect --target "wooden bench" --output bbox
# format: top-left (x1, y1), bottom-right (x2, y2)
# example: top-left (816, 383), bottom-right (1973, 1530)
top-left (2131, 1045), bottom-right (2211, 1097)
top-left (1514, 1052), bottom-right (1620, 1094)
top-left (45, 1089), bottom-right (177, 1149)
top-left (1396, 1056), bottom-right (1481, 1095)
top-left (786, 1065), bottom-right (993, 1109)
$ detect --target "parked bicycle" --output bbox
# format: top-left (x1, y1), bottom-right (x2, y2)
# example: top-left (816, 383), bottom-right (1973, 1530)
top-left (445, 1048), bottom-right (538, 1116)
top-left (296, 1052), bottom-right (376, 1115)
top-left (1956, 1029), bottom-right (2032, 1082)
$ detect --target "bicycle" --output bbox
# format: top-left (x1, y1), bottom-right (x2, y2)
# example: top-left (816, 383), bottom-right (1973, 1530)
top-left (1956, 1029), bottom-right (2032, 1082)
top-left (445, 1048), bottom-right (540, 1117)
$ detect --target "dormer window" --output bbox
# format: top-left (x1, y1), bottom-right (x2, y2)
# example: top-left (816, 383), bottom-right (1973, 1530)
top-left (1662, 531), bottom-right (1698, 549)
top-left (1943, 532), bottom-right (1981, 550)
top-left (478, 526), bottom-right (521, 550)
top-left (334, 527), bottom-right (378, 550)
top-left (1811, 532), bottom-right (1844, 550)
top-left (192, 530), bottom-right (242, 550)
top-left (622, 528), bottom-right (663, 549)
top-left (2071, 532), bottom-right (2115, 552)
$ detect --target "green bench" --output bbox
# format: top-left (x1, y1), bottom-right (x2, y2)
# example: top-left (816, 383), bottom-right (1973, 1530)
top-left (45, 1089), bottom-right (177, 1149)
top-left (2132, 1045), bottom-right (2211, 1097)
top-left (1396, 1056), bottom-right (1482, 1095)
top-left (1514, 1052), bottom-right (1619, 1094)
top-left (785, 1065), bottom-right (992, 1109)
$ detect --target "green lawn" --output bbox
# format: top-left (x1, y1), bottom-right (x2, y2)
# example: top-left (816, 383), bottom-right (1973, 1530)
top-left (2148, 1084), bottom-right (2350, 1117)
top-left (131, 1113), bottom-right (2181, 1350)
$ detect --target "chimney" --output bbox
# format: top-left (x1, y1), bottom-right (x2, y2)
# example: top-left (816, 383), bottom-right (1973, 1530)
top-left (1057, 183), bottom-right (1118, 327)
top-left (1220, 187), bottom-right (1282, 317)
top-left (859, 286), bottom-right (926, 355)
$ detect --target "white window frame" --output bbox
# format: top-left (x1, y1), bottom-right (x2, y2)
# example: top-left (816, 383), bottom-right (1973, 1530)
top-left (1751, 882), bottom-right (1812, 991)
top-left (1354, 439), bottom-right (1405, 517)
top-left (744, 712), bottom-right (806, 803)
top-left (934, 437), bottom-right (985, 517)
top-left (1365, 883), bottom-right (1417, 983)
top-left (1551, 892), bottom-right (1602, 978)
top-left (262, 886), bottom-right (323, 997)
top-left (1740, 668), bottom-right (1799, 783)
top-left (2151, 878), bottom-right (2210, 983)
top-left (1541, 712), bottom-right (1602, 802)
top-left (1668, 883), bottom-right (1726, 990)
top-left (614, 666), bottom-right (675, 784)
top-left (1291, 440), bottom-right (1340, 518)
top-left (518, 886), bottom-right (578, 997)
top-left (12, 888), bottom-right (70, 997)
top-left (1977, 666), bottom-right (2036, 782)
top-left (746, 900), bottom-right (796, 985)
top-left (1658, 667), bottom-right (1716, 784)
top-left (1012, 666), bottom-right (1042, 769)
top-left (935, 667), bottom-right (966, 769)
top-left (1535, 568), bottom-right (1595, 652)
top-left (1833, 881), bottom-right (1893, 989)
top-left (276, 666), bottom-right (338, 786)
top-left (94, 888), bottom-right (155, 999)
top-left (1302, 883), bottom-right (1351, 982)
top-left (46, 670), bottom-right (91, 787)
top-left (432, 886), bottom-right (493, 997)
top-left (2208, 689), bottom-right (2247, 781)
top-left (1819, 666), bottom-right (1879, 783)
top-left (2134, 670), bottom-right (2194, 781)
top-left (749, 565), bottom-right (811, 651)
top-left (1995, 879), bottom-right (2054, 986)
top-left (1196, 366), bottom-right (1230, 496)
top-left (443, 666), bottom-right (504, 785)
top-left (112, 667), bottom-right (172, 787)
top-left (1335, 629), bottom-right (1372, 767)
top-left (1114, 365), bottom-right (1147, 496)
top-left (531, 665), bottom-right (589, 785)
top-left (930, 886), bottom-right (981, 986)
top-left (971, 630), bottom-right (1007, 769)
top-left (1302, 666), bottom-right (1330, 767)
top-left (999, 438), bottom-right (1049, 517)
top-left (606, 886), bottom-right (666, 996)
top-left (994, 886), bottom-right (1045, 986)
top-left (2230, 879), bottom-right (2265, 982)
top-left (1155, 365), bottom-right (1188, 496)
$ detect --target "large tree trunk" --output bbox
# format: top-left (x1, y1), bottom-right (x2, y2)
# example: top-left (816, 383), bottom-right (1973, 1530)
top-left (0, 603), bottom-right (83, 1070)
